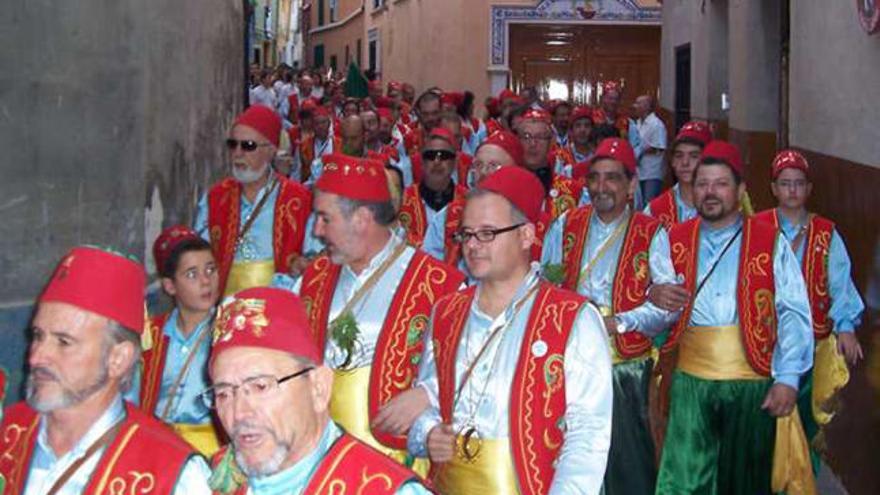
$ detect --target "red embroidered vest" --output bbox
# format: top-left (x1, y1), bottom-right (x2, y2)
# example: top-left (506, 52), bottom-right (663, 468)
top-left (754, 209), bottom-right (835, 340)
top-left (139, 313), bottom-right (171, 414)
top-left (647, 188), bottom-right (679, 231)
top-left (432, 282), bottom-right (585, 495)
top-left (299, 135), bottom-right (341, 178)
top-left (0, 402), bottom-right (195, 495)
top-left (399, 184), bottom-right (467, 249)
top-left (299, 250), bottom-right (465, 449)
top-left (561, 206), bottom-right (660, 359)
top-left (207, 174), bottom-right (311, 295)
top-left (665, 217), bottom-right (779, 375)
top-left (545, 175), bottom-right (583, 222)
top-left (210, 432), bottom-right (416, 495)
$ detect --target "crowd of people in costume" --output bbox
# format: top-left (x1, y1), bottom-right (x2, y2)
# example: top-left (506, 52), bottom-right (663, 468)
top-left (0, 67), bottom-right (865, 495)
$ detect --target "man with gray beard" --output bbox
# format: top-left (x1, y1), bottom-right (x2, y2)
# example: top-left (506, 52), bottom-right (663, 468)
top-left (205, 287), bottom-right (429, 494)
top-left (0, 246), bottom-right (211, 494)
top-left (195, 105), bottom-right (312, 297)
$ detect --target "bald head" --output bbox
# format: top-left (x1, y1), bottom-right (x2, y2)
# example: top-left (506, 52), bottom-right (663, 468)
top-left (633, 95), bottom-right (655, 119)
top-left (340, 115), bottom-right (365, 156)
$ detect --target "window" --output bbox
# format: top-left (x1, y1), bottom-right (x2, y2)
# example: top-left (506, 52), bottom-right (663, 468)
top-left (314, 44), bottom-right (325, 68)
top-left (373, 0), bottom-right (385, 10)
top-left (318, 0), bottom-right (325, 26)
top-left (330, 55), bottom-right (338, 72)
top-left (345, 45), bottom-right (350, 68)
top-left (356, 39), bottom-right (362, 69)
top-left (368, 28), bottom-right (380, 74)
top-left (329, 0), bottom-right (337, 22)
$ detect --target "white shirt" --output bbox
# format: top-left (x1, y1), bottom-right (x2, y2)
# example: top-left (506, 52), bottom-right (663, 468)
top-left (249, 85), bottom-right (278, 110)
top-left (635, 112), bottom-right (667, 181)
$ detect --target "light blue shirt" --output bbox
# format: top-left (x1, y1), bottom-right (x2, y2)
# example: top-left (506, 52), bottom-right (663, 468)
top-left (194, 177), bottom-right (279, 262)
top-left (419, 200), bottom-right (455, 261)
top-left (26, 396), bottom-right (211, 495)
top-left (408, 264), bottom-right (612, 494)
top-left (643, 183), bottom-right (698, 224)
top-left (245, 421), bottom-right (428, 494)
top-left (541, 208), bottom-right (679, 337)
top-left (776, 211), bottom-right (864, 333)
top-left (152, 309), bottom-right (214, 424)
top-left (687, 216), bottom-right (814, 389)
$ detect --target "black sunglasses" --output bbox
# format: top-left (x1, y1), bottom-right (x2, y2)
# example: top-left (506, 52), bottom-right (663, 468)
top-left (225, 138), bottom-right (270, 152)
top-left (421, 149), bottom-right (456, 162)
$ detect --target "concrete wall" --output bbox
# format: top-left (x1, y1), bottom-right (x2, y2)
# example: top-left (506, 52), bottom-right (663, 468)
top-left (0, 0), bottom-right (244, 403)
top-left (727, 0), bottom-right (780, 132)
top-left (789, 0), bottom-right (880, 168)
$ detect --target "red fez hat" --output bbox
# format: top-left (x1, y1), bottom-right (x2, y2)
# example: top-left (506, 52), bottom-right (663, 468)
top-left (498, 89), bottom-right (518, 102)
top-left (701, 140), bottom-right (744, 176)
top-left (441, 92), bottom-right (464, 108)
top-left (602, 81), bottom-right (622, 94)
top-left (521, 108), bottom-right (552, 125)
top-left (592, 137), bottom-right (637, 175)
top-left (479, 167), bottom-right (544, 223)
top-left (235, 105), bottom-right (281, 147)
top-left (374, 96), bottom-right (394, 109)
top-left (428, 127), bottom-right (457, 148)
top-left (376, 107), bottom-right (393, 121)
top-left (570, 106), bottom-right (593, 124)
top-left (478, 130), bottom-right (524, 168)
top-left (771, 149), bottom-right (809, 179)
top-left (313, 106), bottom-right (331, 118)
top-left (675, 121), bottom-right (712, 147)
top-left (153, 225), bottom-right (201, 276)
top-left (212, 287), bottom-right (322, 365)
top-left (40, 246), bottom-right (146, 333)
top-left (315, 153), bottom-right (391, 202)
top-left (486, 97), bottom-right (500, 115)
top-left (300, 99), bottom-right (319, 112)
top-left (387, 81), bottom-right (403, 93)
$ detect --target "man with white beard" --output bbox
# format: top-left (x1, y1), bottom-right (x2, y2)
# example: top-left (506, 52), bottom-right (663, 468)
top-left (195, 106), bottom-right (312, 296)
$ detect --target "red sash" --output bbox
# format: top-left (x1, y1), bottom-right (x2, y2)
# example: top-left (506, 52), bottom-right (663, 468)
top-left (665, 217), bottom-right (778, 375)
top-left (299, 250), bottom-right (465, 449)
top-left (139, 313), bottom-right (171, 414)
top-left (561, 206), bottom-right (659, 359)
top-left (0, 402), bottom-right (195, 495)
top-left (754, 209), bottom-right (835, 340)
top-left (647, 188), bottom-right (678, 231)
top-left (210, 432), bottom-right (416, 495)
top-left (432, 282), bottom-right (585, 495)
top-left (399, 184), bottom-right (467, 248)
top-left (207, 174), bottom-right (311, 295)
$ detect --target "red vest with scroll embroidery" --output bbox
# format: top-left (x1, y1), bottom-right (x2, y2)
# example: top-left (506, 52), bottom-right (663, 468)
top-left (399, 184), bottom-right (468, 249)
top-left (647, 188), bottom-right (679, 231)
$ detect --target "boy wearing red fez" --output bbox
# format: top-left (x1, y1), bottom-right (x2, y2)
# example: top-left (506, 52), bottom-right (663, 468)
top-left (271, 156), bottom-right (465, 476)
top-left (206, 288), bottom-right (430, 494)
top-left (408, 166), bottom-right (613, 493)
top-left (541, 137), bottom-right (680, 494)
top-left (754, 150), bottom-right (864, 474)
top-left (652, 141), bottom-right (816, 494)
top-left (134, 226), bottom-right (221, 456)
top-left (195, 106), bottom-right (312, 298)
top-left (0, 246), bottom-right (212, 494)
top-left (644, 120), bottom-right (712, 230)
top-left (555, 105), bottom-right (594, 167)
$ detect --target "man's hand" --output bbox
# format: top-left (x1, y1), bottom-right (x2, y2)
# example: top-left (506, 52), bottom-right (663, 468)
top-left (761, 383), bottom-right (798, 417)
top-left (648, 284), bottom-right (690, 312)
top-left (837, 332), bottom-right (864, 366)
top-left (371, 388), bottom-right (430, 436)
top-left (603, 316), bottom-right (618, 337)
top-left (288, 255), bottom-right (312, 278)
top-left (427, 424), bottom-right (456, 463)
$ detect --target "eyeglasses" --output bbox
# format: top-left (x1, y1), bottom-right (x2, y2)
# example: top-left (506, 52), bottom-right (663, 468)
top-left (422, 149), bottom-right (456, 162)
top-left (519, 133), bottom-right (552, 143)
top-left (225, 138), bottom-right (272, 152)
top-left (776, 179), bottom-right (808, 190)
top-left (473, 160), bottom-right (503, 175)
top-left (452, 223), bottom-right (525, 244)
top-left (199, 367), bottom-right (315, 409)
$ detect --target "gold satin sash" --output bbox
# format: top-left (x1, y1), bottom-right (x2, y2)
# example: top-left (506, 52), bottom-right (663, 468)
top-left (172, 423), bottom-right (221, 457)
top-left (772, 407), bottom-right (817, 495)
top-left (812, 334), bottom-right (849, 426)
top-left (677, 325), bottom-right (763, 380)
top-left (329, 367), bottom-right (429, 477)
top-left (224, 259), bottom-right (276, 296)
top-left (434, 437), bottom-right (519, 494)
top-left (598, 306), bottom-right (654, 365)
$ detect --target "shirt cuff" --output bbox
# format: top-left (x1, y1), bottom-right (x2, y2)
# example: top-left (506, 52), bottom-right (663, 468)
top-left (834, 323), bottom-right (855, 334)
top-left (774, 374), bottom-right (800, 391)
top-left (407, 410), bottom-right (441, 458)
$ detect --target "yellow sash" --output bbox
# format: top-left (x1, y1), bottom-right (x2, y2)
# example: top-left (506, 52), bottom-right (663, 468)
top-left (434, 437), bottom-right (519, 494)
top-left (224, 259), bottom-right (275, 296)
top-left (329, 367), bottom-right (429, 477)
top-left (677, 325), bottom-right (764, 380)
top-left (811, 334), bottom-right (849, 426)
top-left (172, 423), bottom-right (220, 457)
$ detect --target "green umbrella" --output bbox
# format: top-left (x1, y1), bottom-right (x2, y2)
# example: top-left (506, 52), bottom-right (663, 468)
top-left (344, 62), bottom-right (369, 98)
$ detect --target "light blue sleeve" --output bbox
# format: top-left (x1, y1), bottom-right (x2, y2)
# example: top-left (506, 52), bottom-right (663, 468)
top-left (422, 215), bottom-right (446, 261)
top-left (617, 228), bottom-right (681, 337)
top-left (396, 151), bottom-right (414, 187)
top-left (628, 120), bottom-right (644, 159)
top-left (828, 229), bottom-right (864, 333)
top-left (407, 315), bottom-right (442, 458)
top-left (771, 235), bottom-right (815, 390)
top-left (194, 193), bottom-right (210, 241)
top-left (306, 157), bottom-right (323, 187)
top-left (301, 213), bottom-right (325, 256)
top-left (173, 455), bottom-right (212, 495)
top-left (541, 212), bottom-right (567, 266)
top-left (396, 480), bottom-right (433, 494)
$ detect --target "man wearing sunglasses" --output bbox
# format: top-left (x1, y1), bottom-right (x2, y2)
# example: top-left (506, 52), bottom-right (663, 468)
top-left (273, 156), bottom-right (465, 475)
top-left (541, 137), bottom-right (680, 495)
top-left (408, 166), bottom-right (612, 493)
top-left (399, 128), bottom-right (468, 259)
top-left (207, 287), bottom-right (429, 494)
top-left (195, 105), bottom-right (312, 297)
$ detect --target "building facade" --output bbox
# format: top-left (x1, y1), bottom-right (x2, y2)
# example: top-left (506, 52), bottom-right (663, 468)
top-left (661, 2), bottom-right (880, 492)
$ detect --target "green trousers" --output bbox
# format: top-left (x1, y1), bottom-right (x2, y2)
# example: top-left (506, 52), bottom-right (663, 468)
top-left (655, 371), bottom-right (776, 495)
top-left (603, 357), bottom-right (657, 495)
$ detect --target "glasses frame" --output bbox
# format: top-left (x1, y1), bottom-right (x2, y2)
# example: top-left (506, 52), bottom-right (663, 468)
top-left (200, 366), bottom-right (315, 409)
top-left (225, 138), bottom-right (272, 152)
top-left (421, 149), bottom-right (457, 162)
top-left (453, 223), bottom-right (525, 245)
